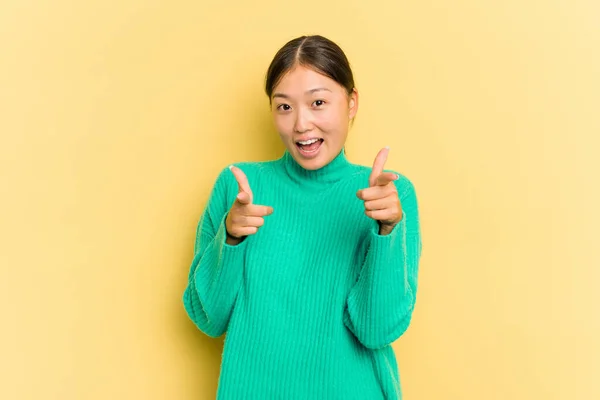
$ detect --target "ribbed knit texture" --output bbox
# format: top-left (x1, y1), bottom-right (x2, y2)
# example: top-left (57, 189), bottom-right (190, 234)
top-left (183, 148), bottom-right (422, 400)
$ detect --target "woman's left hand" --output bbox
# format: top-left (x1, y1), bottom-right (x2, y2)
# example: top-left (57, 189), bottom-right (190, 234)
top-left (356, 147), bottom-right (403, 236)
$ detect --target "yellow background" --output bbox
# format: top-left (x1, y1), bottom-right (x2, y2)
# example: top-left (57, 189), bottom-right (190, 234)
top-left (1, 0), bottom-right (598, 399)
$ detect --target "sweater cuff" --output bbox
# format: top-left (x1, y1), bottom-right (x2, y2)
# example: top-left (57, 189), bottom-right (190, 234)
top-left (362, 211), bottom-right (410, 304)
top-left (371, 210), bottom-right (406, 244)
top-left (193, 214), bottom-right (247, 304)
top-left (343, 210), bottom-right (412, 348)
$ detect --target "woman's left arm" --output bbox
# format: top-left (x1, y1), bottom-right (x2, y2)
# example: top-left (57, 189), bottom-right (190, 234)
top-left (343, 175), bottom-right (423, 350)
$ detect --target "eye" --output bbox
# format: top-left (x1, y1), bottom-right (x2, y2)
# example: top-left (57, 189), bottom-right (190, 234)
top-left (313, 100), bottom-right (326, 107)
top-left (276, 104), bottom-right (291, 111)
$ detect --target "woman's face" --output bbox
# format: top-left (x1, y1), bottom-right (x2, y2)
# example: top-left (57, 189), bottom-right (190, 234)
top-left (270, 65), bottom-right (358, 170)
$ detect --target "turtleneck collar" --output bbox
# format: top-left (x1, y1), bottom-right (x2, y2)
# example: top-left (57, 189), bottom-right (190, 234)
top-left (279, 147), bottom-right (354, 188)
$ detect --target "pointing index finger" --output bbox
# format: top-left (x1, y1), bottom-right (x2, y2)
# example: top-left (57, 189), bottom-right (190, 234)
top-left (369, 147), bottom-right (390, 187)
top-left (229, 165), bottom-right (253, 203)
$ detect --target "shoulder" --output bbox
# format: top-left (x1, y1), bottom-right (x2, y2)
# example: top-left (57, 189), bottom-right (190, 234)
top-left (392, 172), bottom-right (417, 199)
top-left (213, 159), bottom-right (277, 189)
top-left (228, 159), bottom-right (277, 182)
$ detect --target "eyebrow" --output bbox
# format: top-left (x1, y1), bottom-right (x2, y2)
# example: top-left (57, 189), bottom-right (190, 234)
top-left (272, 87), bottom-right (332, 99)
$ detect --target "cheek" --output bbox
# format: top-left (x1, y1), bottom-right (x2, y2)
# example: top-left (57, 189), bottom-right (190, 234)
top-left (273, 115), bottom-right (291, 135)
top-left (315, 109), bottom-right (347, 132)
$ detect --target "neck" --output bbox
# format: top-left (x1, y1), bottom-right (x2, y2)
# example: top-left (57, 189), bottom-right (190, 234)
top-left (280, 148), bottom-right (353, 189)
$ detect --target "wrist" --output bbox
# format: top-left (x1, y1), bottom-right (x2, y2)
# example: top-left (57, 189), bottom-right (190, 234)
top-left (378, 223), bottom-right (394, 236)
top-left (378, 215), bottom-right (402, 236)
top-left (225, 230), bottom-right (244, 245)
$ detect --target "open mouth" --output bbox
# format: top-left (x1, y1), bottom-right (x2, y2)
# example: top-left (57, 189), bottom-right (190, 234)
top-left (296, 138), bottom-right (324, 157)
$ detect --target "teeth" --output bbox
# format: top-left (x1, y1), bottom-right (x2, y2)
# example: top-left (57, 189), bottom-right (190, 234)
top-left (298, 138), bottom-right (320, 145)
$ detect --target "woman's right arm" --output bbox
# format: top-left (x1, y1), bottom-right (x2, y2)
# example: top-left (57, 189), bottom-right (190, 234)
top-left (182, 167), bottom-right (248, 338)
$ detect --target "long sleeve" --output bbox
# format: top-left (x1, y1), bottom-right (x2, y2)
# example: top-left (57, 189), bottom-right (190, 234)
top-left (182, 167), bottom-right (248, 338)
top-left (343, 176), bottom-right (422, 349)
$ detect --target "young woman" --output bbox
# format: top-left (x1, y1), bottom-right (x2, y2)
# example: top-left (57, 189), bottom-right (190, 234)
top-left (183, 35), bottom-right (422, 399)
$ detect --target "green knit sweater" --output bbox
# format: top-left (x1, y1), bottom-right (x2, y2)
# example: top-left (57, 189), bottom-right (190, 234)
top-left (183, 148), bottom-right (422, 399)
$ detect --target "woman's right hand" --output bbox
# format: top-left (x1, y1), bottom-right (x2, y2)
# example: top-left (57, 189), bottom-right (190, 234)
top-left (225, 165), bottom-right (274, 245)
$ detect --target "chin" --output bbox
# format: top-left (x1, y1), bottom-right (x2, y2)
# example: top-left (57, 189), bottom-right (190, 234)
top-left (285, 138), bottom-right (340, 170)
top-left (293, 149), bottom-right (332, 171)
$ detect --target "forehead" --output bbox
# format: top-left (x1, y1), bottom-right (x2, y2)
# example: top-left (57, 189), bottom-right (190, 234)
top-left (273, 65), bottom-right (341, 94)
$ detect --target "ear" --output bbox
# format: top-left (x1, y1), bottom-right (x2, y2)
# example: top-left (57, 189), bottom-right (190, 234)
top-left (348, 88), bottom-right (359, 120)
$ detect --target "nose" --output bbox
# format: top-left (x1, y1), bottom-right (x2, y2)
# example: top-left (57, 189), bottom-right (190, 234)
top-left (293, 108), bottom-right (313, 133)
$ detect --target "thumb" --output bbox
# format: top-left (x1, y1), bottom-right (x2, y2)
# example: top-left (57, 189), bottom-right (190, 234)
top-left (236, 191), bottom-right (252, 205)
top-left (229, 165), bottom-right (253, 204)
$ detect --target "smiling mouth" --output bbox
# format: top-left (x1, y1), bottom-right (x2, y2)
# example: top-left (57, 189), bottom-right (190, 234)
top-left (296, 138), bottom-right (324, 154)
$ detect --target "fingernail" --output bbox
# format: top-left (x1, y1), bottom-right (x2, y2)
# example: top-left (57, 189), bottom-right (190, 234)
top-left (228, 165), bottom-right (233, 170)
top-left (385, 146), bottom-right (390, 150)
top-left (395, 174), bottom-right (400, 180)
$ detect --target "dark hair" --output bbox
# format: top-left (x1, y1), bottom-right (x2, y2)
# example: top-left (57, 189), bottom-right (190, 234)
top-left (264, 35), bottom-right (356, 101)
